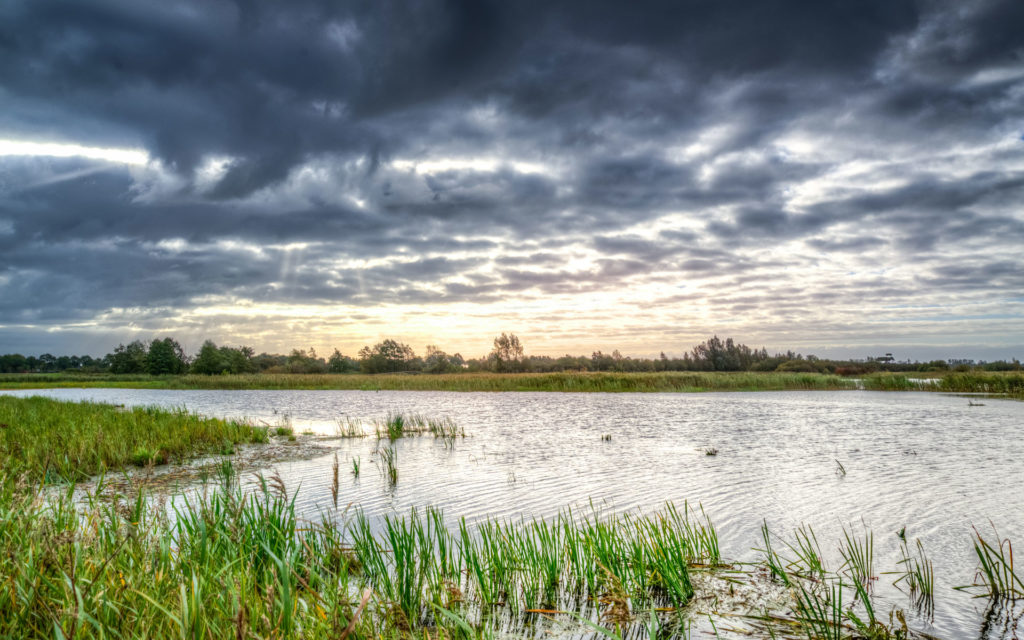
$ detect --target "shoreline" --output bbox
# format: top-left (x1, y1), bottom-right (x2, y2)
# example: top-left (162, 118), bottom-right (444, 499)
top-left (1, 370), bottom-right (1021, 396)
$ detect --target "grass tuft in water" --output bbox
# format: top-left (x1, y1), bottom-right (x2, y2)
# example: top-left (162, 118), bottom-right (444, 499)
top-left (839, 523), bottom-right (875, 590)
top-left (894, 538), bottom-right (935, 615)
top-left (376, 446), bottom-right (398, 485)
top-left (957, 525), bottom-right (1024, 600)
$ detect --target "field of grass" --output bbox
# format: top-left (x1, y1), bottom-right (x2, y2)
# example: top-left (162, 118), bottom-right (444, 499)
top-left (0, 370), bottom-right (861, 392)
top-left (0, 396), bottom-right (269, 482)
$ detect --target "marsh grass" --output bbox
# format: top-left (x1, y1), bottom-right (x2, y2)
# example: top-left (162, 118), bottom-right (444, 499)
top-left (376, 447), bottom-right (398, 485)
top-left (939, 372), bottom-right (1024, 396)
top-left (0, 371), bottom-right (859, 393)
top-left (957, 525), bottom-right (1024, 600)
top-left (759, 521), bottom-right (792, 587)
top-left (337, 417), bottom-right (367, 438)
top-left (0, 463), bottom-right (1015, 640)
top-left (7, 370), bottom-right (1024, 398)
top-left (839, 524), bottom-right (875, 590)
top-left (762, 523), bottom-right (916, 640)
top-left (893, 539), bottom-right (935, 614)
top-left (372, 413), bottom-right (465, 444)
top-left (793, 579), bottom-right (844, 640)
top-left (0, 396), bottom-right (267, 481)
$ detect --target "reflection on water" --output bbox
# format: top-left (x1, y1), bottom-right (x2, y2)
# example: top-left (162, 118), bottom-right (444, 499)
top-left (4, 387), bottom-right (1023, 639)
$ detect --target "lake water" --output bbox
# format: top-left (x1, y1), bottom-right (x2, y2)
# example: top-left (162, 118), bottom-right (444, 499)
top-left (4, 387), bottom-right (1022, 638)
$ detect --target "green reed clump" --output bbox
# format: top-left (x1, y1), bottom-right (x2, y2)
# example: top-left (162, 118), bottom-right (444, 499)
top-left (370, 412), bottom-right (465, 444)
top-left (894, 538), bottom-right (935, 613)
top-left (760, 520), bottom-right (954, 640)
top-left (957, 526), bottom-right (1024, 599)
top-left (839, 524), bottom-right (875, 589)
top-left (337, 417), bottom-right (367, 438)
top-left (859, 374), bottom-right (926, 391)
top-left (376, 447), bottom-right (398, 485)
top-left (0, 396), bottom-right (267, 481)
top-left (375, 412), bottom-right (409, 440)
top-left (759, 521), bottom-right (792, 587)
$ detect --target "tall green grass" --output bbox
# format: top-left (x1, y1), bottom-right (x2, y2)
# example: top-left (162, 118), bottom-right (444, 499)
top-left (6, 370), bottom-right (1024, 396)
top-left (0, 470), bottom-right (723, 640)
top-left (957, 526), bottom-right (1024, 599)
top-left (0, 396), bottom-right (267, 481)
top-left (0, 371), bottom-right (858, 392)
top-left (938, 372), bottom-right (1024, 396)
top-left (2, 466), bottom-right (1021, 639)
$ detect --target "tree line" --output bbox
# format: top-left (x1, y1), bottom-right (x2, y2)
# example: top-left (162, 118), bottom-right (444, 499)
top-left (1, 334), bottom-right (1020, 375)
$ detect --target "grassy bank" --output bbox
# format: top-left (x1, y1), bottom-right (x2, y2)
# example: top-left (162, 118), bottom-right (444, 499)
top-left (0, 396), bottom-right (269, 481)
top-left (0, 371), bottom-right (859, 392)
top-left (859, 371), bottom-right (1024, 396)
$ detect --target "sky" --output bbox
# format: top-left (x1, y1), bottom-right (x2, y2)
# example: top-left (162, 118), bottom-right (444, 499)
top-left (1, 0), bottom-right (1022, 362)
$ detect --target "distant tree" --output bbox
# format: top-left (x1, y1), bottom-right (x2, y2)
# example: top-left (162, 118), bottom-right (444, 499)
top-left (146, 337), bottom-right (188, 375)
top-left (191, 340), bottom-right (225, 374)
top-left (488, 333), bottom-right (525, 373)
top-left (252, 352), bottom-right (287, 371)
top-left (109, 340), bottom-right (148, 374)
top-left (283, 348), bottom-right (328, 373)
top-left (220, 345), bottom-right (256, 374)
top-left (775, 359), bottom-right (819, 373)
top-left (358, 340), bottom-right (417, 373)
top-left (328, 348), bottom-right (358, 373)
top-left (423, 345), bottom-right (463, 373)
top-left (591, 350), bottom-right (615, 372)
top-left (0, 353), bottom-right (28, 373)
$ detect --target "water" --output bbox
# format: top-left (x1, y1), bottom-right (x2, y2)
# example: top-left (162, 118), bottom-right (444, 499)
top-left (4, 387), bottom-right (1022, 638)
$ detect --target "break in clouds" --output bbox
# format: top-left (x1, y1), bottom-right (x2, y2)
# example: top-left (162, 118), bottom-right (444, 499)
top-left (1, 0), bottom-right (1023, 359)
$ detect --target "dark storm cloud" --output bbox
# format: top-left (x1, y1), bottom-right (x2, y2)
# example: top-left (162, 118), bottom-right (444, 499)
top-left (0, 0), bottom-right (919, 193)
top-left (1, 0), bottom-right (1022, 354)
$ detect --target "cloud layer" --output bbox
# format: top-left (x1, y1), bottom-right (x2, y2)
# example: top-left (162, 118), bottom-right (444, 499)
top-left (1, 0), bottom-right (1022, 359)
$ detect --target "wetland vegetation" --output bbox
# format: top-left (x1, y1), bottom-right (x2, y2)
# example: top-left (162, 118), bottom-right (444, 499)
top-left (1, 385), bottom-right (1022, 638)
top-left (2, 370), bottom-right (1022, 398)
top-left (0, 396), bottom-right (269, 482)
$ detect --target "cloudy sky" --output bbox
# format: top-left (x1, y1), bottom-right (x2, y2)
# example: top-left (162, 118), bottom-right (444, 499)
top-left (1, 0), bottom-right (1022, 361)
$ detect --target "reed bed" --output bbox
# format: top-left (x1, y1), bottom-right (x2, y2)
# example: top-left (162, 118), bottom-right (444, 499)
top-left (0, 371), bottom-right (858, 393)
top-left (372, 413), bottom-right (465, 444)
top-left (0, 396), bottom-right (268, 481)
top-left (0, 467), bottom-right (725, 640)
top-left (3, 465), bottom-right (1022, 639)
top-left (938, 372), bottom-right (1024, 396)
top-left (6, 370), bottom-right (1024, 397)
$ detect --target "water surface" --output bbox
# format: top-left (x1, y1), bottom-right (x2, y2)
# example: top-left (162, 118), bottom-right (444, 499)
top-left (5, 387), bottom-right (1022, 638)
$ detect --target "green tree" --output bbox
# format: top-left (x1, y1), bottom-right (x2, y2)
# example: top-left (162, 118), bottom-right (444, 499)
top-left (488, 333), bottom-right (525, 373)
top-left (328, 348), bottom-right (358, 373)
top-left (423, 345), bottom-right (463, 373)
top-left (108, 340), bottom-right (148, 374)
top-left (358, 339), bottom-right (417, 373)
top-left (191, 340), bottom-right (225, 375)
top-left (146, 337), bottom-right (188, 375)
top-left (220, 345), bottom-right (256, 374)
